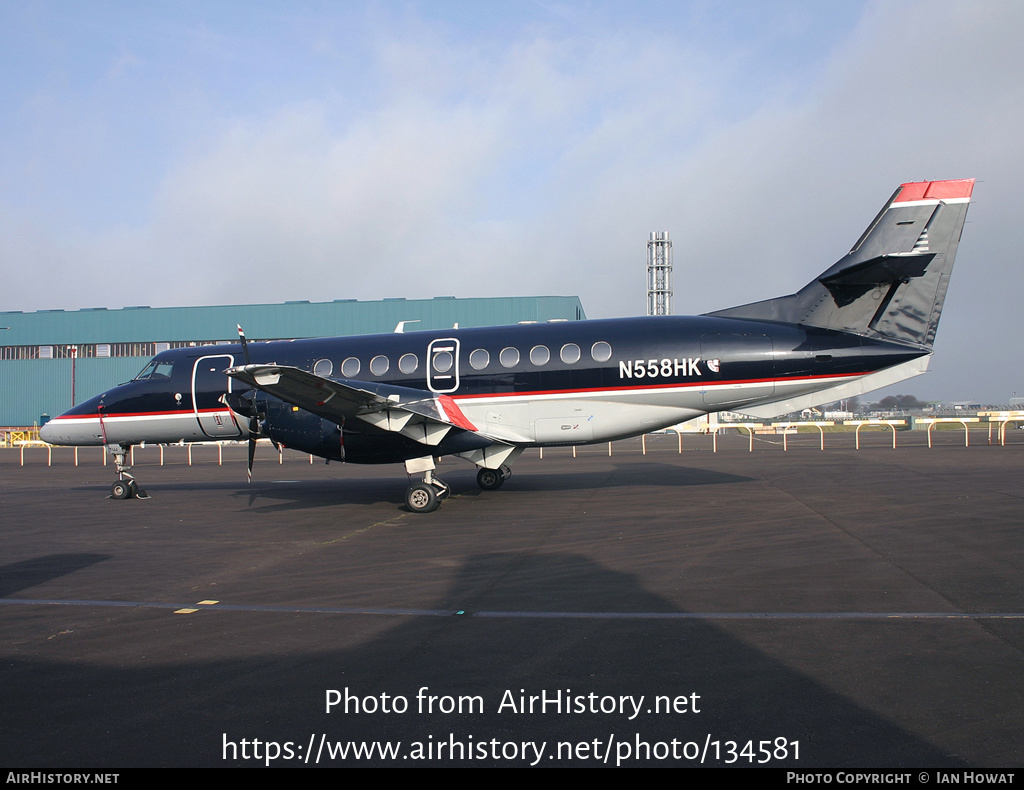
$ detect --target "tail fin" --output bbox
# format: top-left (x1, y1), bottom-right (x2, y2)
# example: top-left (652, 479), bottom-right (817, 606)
top-left (708, 179), bottom-right (974, 349)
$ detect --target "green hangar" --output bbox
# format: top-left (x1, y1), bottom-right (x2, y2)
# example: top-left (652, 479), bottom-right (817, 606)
top-left (0, 296), bottom-right (586, 428)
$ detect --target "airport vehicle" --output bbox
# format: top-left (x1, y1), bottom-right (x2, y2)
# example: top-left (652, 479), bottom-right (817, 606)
top-left (40, 179), bottom-right (974, 511)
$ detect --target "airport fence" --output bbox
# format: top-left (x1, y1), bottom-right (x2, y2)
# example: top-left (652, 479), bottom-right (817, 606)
top-left (11, 439), bottom-right (318, 468)
top-left (6, 412), bottom-right (1023, 468)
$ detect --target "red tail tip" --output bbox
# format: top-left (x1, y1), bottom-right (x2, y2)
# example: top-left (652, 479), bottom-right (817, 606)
top-left (894, 178), bottom-right (975, 203)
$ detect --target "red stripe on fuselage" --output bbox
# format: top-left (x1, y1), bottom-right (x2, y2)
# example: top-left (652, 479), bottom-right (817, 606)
top-left (50, 407), bottom-right (229, 421)
top-left (53, 371), bottom-right (865, 421)
top-left (449, 371), bottom-right (863, 402)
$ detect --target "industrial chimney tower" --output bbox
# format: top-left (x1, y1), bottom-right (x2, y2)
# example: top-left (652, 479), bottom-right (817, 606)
top-left (647, 231), bottom-right (672, 316)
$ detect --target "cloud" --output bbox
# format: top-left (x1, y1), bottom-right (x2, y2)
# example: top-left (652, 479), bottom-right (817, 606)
top-left (30, 14), bottom-right (732, 310)
top-left (3, 0), bottom-right (1022, 400)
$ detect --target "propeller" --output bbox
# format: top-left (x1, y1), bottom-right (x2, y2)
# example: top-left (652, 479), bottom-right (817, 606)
top-left (237, 324), bottom-right (250, 362)
top-left (236, 324), bottom-right (259, 484)
top-left (222, 390), bottom-right (260, 482)
top-left (231, 325), bottom-right (282, 484)
top-left (246, 409), bottom-right (262, 483)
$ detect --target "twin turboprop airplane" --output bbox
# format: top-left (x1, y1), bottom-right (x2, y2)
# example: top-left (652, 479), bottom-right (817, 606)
top-left (41, 178), bottom-right (974, 512)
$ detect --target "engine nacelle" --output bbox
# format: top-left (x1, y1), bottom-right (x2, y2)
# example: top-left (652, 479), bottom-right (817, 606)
top-left (257, 394), bottom-right (494, 465)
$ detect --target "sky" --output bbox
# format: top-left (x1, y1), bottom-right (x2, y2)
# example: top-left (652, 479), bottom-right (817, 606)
top-left (1, 0), bottom-right (1022, 403)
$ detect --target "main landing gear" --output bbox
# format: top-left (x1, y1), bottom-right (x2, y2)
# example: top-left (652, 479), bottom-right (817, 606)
top-left (106, 444), bottom-right (149, 500)
top-left (476, 465), bottom-right (512, 491)
top-left (403, 458), bottom-right (511, 513)
top-left (404, 470), bottom-right (450, 514)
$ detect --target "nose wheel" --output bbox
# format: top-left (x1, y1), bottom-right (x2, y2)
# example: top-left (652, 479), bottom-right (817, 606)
top-left (110, 479), bottom-right (136, 500)
top-left (106, 444), bottom-right (149, 500)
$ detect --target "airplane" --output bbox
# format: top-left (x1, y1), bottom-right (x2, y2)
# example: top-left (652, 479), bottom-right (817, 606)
top-left (40, 178), bottom-right (974, 512)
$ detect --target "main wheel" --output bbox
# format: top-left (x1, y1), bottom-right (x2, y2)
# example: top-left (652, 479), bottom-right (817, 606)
top-left (476, 467), bottom-right (504, 491)
top-left (405, 483), bottom-right (440, 513)
top-left (111, 480), bottom-right (133, 500)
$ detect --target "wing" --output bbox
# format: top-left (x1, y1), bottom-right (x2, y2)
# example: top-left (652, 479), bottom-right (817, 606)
top-left (224, 363), bottom-right (517, 467)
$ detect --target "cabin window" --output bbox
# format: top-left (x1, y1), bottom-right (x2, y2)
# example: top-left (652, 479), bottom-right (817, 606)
top-left (432, 351), bottom-right (453, 373)
top-left (313, 359), bottom-right (333, 377)
top-left (560, 343), bottom-right (581, 364)
top-left (469, 348), bottom-right (489, 370)
top-left (530, 345), bottom-right (550, 365)
top-left (500, 347), bottom-right (520, 368)
top-left (399, 353), bottom-right (418, 374)
top-left (341, 357), bottom-right (360, 377)
top-left (591, 341), bottom-right (612, 362)
top-left (370, 355), bottom-right (389, 376)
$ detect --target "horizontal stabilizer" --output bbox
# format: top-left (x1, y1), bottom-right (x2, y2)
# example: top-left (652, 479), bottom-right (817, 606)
top-left (736, 356), bottom-right (930, 419)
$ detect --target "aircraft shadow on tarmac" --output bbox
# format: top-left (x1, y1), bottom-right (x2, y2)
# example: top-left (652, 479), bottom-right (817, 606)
top-left (0, 554), bottom-right (111, 598)
top-left (0, 549), bottom-right (975, 767)
top-left (130, 462), bottom-right (756, 514)
top-left (61, 449), bottom-right (756, 512)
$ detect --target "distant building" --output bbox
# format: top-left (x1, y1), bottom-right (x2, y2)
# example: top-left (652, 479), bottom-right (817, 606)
top-left (1, 295), bottom-right (586, 426)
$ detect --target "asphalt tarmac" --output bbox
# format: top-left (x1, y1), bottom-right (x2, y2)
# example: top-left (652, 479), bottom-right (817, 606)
top-left (2, 430), bottom-right (1023, 767)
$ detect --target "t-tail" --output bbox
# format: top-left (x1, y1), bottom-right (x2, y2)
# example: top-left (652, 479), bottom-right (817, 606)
top-left (709, 178), bottom-right (974, 350)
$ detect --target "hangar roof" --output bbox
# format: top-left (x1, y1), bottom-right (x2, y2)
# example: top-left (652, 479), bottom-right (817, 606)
top-left (1, 296), bottom-right (587, 425)
top-left (0, 295), bottom-right (587, 346)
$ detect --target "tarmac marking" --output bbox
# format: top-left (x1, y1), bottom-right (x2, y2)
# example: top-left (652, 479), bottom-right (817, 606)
top-left (3, 598), bottom-right (1024, 619)
top-left (320, 513), bottom-right (413, 545)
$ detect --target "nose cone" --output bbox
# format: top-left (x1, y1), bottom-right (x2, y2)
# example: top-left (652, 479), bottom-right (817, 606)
top-left (39, 419), bottom-right (59, 444)
top-left (39, 413), bottom-right (103, 446)
top-left (38, 393), bottom-right (106, 446)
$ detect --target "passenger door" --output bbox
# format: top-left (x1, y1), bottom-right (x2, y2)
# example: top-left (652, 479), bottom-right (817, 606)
top-left (192, 354), bottom-right (243, 438)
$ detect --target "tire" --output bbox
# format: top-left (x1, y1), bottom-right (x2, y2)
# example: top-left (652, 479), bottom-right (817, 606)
top-left (111, 480), bottom-right (132, 500)
top-left (476, 467), bottom-right (504, 491)
top-left (405, 483), bottom-right (440, 513)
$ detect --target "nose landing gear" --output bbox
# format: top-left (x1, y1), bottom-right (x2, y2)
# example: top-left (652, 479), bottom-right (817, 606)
top-left (106, 444), bottom-right (149, 500)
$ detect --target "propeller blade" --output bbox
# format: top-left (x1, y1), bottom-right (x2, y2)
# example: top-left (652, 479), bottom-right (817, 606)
top-left (237, 324), bottom-right (251, 364)
top-left (247, 415), bottom-right (259, 483)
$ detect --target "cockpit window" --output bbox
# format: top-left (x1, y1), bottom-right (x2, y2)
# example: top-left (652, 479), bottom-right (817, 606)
top-left (134, 360), bottom-right (174, 380)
